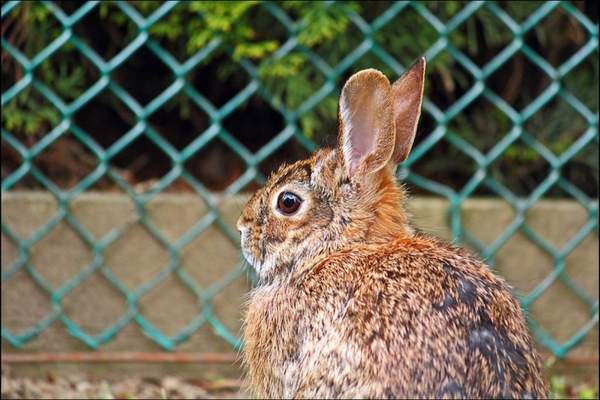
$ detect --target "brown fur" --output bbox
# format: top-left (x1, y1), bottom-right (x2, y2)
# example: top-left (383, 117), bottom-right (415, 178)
top-left (238, 61), bottom-right (547, 399)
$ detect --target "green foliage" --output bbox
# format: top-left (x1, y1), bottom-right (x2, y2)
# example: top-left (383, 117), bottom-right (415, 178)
top-left (1, 2), bottom-right (66, 136)
top-left (549, 375), bottom-right (599, 399)
top-left (2, 89), bottom-right (61, 136)
top-left (1, 1), bottom-right (597, 196)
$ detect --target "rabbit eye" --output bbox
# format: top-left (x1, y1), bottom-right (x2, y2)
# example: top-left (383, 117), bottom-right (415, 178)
top-left (277, 191), bottom-right (302, 215)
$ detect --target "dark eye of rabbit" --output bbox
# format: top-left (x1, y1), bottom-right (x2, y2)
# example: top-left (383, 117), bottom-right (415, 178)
top-left (277, 191), bottom-right (302, 215)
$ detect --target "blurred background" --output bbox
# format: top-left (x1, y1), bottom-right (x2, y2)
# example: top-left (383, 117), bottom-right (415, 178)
top-left (1, 1), bottom-right (598, 398)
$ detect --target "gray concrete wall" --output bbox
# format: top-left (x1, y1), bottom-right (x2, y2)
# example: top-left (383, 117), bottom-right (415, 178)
top-left (1, 192), bottom-right (598, 381)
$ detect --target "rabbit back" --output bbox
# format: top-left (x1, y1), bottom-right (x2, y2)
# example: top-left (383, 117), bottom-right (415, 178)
top-left (243, 235), bottom-right (547, 399)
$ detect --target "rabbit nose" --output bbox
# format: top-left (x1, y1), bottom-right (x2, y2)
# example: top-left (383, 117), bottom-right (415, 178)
top-left (236, 218), bottom-right (247, 234)
top-left (237, 224), bottom-right (248, 241)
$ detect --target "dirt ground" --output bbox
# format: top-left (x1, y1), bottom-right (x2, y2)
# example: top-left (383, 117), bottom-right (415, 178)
top-left (1, 365), bottom-right (250, 400)
top-left (3, 364), bottom-right (599, 399)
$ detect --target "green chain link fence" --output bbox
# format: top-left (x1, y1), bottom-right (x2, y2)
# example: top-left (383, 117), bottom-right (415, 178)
top-left (1, 1), bottom-right (598, 359)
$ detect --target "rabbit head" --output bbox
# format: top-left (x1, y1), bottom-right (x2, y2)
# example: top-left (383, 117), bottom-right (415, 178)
top-left (237, 59), bottom-right (426, 283)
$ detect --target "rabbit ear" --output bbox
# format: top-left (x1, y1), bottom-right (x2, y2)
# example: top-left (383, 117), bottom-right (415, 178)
top-left (337, 69), bottom-right (395, 177)
top-left (390, 57), bottom-right (426, 164)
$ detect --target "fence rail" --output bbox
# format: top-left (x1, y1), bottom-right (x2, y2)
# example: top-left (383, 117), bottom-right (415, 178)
top-left (1, 0), bottom-right (598, 359)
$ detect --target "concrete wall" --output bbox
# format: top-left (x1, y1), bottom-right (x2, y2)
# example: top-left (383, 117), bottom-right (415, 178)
top-left (1, 191), bottom-right (598, 381)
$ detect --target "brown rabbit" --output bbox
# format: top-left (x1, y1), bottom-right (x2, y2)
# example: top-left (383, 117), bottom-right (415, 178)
top-left (237, 58), bottom-right (547, 399)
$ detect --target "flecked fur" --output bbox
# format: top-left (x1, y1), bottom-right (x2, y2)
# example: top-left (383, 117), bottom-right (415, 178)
top-left (238, 61), bottom-right (547, 399)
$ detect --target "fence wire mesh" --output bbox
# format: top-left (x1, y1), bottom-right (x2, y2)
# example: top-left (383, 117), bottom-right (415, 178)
top-left (1, 1), bottom-right (598, 358)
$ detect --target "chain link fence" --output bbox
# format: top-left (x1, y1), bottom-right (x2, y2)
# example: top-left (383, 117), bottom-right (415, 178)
top-left (1, 1), bottom-right (598, 359)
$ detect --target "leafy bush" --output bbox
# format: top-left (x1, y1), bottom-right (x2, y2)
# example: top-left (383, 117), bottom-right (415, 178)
top-left (549, 375), bottom-right (599, 399)
top-left (1, 1), bottom-right (598, 197)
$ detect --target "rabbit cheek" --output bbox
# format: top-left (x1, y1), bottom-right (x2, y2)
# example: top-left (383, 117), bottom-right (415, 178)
top-left (255, 218), bottom-right (291, 269)
top-left (262, 203), bottom-right (290, 238)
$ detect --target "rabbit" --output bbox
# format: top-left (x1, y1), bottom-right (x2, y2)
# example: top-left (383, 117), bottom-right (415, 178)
top-left (237, 58), bottom-right (547, 399)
